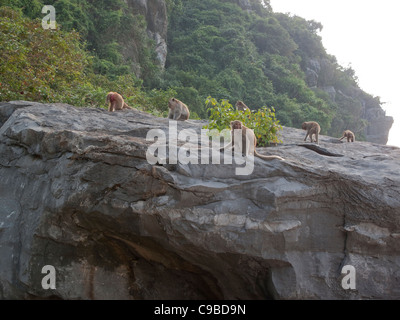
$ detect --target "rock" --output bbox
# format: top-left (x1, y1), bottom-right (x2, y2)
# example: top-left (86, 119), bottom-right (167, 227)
top-left (125, 0), bottom-right (168, 69)
top-left (322, 86), bottom-right (337, 101)
top-left (305, 68), bottom-right (319, 88)
top-left (307, 59), bottom-right (321, 74)
top-left (1, 101), bottom-right (400, 300)
top-left (365, 108), bottom-right (394, 144)
top-left (305, 59), bottom-right (321, 87)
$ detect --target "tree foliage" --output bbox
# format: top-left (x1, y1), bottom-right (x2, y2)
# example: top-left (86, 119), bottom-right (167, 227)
top-left (0, 6), bottom-right (90, 102)
top-left (162, 0), bottom-right (380, 139)
top-left (204, 97), bottom-right (282, 146)
top-left (1, 0), bottom-right (162, 84)
top-left (0, 6), bottom-right (174, 115)
top-left (163, 0), bottom-right (335, 133)
top-left (0, 0), bottom-right (384, 140)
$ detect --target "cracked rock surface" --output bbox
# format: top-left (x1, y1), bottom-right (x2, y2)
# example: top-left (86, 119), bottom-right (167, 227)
top-left (1, 101), bottom-right (400, 299)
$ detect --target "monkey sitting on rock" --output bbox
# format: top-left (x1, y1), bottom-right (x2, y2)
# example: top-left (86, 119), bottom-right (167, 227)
top-left (220, 120), bottom-right (284, 161)
top-left (106, 92), bottom-right (133, 112)
top-left (168, 98), bottom-right (190, 121)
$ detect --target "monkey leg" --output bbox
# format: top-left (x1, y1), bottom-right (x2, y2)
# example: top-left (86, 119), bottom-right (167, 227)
top-left (174, 110), bottom-right (182, 120)
top-left (109, 102), bottom-right (116, 112)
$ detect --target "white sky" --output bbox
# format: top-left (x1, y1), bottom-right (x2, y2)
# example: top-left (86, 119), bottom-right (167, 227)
top-left (270, 0), bottom-right (400, 147)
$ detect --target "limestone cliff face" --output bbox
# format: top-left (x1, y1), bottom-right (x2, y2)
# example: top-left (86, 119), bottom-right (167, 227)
top-left (365, 107), bottom-right (394, 144)
top-left (1, 101), bottom-right (400, 300)
top-left (124, 0), bottom-right (168, 69)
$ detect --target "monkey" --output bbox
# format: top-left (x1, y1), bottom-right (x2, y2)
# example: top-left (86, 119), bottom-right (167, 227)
top-left (168, 98), bottom-right (190, 121)
top-left (339, 130), bottom-right (355, 142)
top-left (302, 121), bottom-right (321, 144)
top-left (235, 100), bottom-right (250, 112)
top-left (106, 92), bottom-right (133, 112)
top-left (220, 120), bottom-right (284, 161)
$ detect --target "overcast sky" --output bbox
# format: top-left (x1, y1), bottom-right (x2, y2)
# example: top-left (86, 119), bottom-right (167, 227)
top-left (269, 0), bottom-right (400, 146)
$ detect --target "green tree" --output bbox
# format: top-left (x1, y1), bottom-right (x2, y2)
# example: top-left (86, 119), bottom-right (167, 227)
top-left (0, 6), bottom-right (90, 102)
top-left (0, 0), bottom-right (43, 18)
top-left (0, 6), bottom-right (175, 114)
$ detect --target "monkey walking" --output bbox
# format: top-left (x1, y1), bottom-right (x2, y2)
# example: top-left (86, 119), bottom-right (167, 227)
top-left (106, 92), bottom-right (133, 112)
top-left (339, 130), bottom-right (355, 142)
top-left (302, 121), bottom-right (321, 144)
top-left (168, 98), bottom-right (190, 121)
top-left (220, 120), bottom-right (284, 161)
top-left (235, 100), bottom-right (250, 112)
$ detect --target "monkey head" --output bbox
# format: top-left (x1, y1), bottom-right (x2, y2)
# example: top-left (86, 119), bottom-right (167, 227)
top-left (168, 98), bottom-right (179, 109)
top-left (230, 120), bottom-right (243, 130)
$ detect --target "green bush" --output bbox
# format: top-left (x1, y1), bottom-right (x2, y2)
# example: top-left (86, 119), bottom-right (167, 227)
top-left (203, 96), bottom-right (282, 147)
top-left (0, 6), bottom-right (90, 102)
top-left (0, 6), bottom-right (176, 116)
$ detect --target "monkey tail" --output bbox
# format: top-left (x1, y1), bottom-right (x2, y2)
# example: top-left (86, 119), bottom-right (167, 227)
top-left (123, 102), bottom-right (133, 110)
top-left (254, 151), bottom-right (284, 161)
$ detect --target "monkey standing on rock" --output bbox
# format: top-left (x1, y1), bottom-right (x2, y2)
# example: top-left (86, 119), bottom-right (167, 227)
top-left (220, 120), bottom-right (284, 161)
top-left (106, 92), bottom-right (133, 112)
top-left (168, 98), bottom-right (190, 121)
top-left (302, 121), bottom-right (321, 144)
top-left (339, 130), bottom-right (355, 142)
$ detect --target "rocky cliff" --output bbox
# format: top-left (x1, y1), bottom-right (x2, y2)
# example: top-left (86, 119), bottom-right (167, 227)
top-left (124, 0), bottom-right (168, 69)
top-left (305, 58), bottom-right (393, 144)
top-left (1, 101), bottom-right (400, 299)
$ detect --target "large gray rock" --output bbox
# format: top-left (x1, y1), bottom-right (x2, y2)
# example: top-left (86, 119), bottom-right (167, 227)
top-left (365, 108), bottom-right (394, 145)
top-left (1, 101), bottom-right (400, 299)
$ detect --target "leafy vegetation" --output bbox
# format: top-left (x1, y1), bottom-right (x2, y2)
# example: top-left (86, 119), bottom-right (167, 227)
top-left (162, 0), bottom-right (382, 139)
top-left (0, 0), bottom-right (385, 141)
top-left (162, 0), bottom-right (335, 133)
top-left (0, 5), bottom-right (173, 114)
top-left (14, 0), bottom-right (162, 84)
top-left (0, 6), bottom-right (90, 103)
top-left (204, 97), bottom-right (282, 147)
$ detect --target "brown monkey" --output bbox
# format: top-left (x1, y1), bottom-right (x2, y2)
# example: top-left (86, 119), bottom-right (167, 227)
top-left (302, 121), bottom-right (321, 144)
top-left (106, 92), bottom-right (133, 112)
top-left (220, 120), bottom-right (284, 161)
top-left (339, 130), bottom-right (355, 142)
top-left (235, 100), bottom-right (249, 112)
top-left (168, 98), bottom-right (190, 121)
